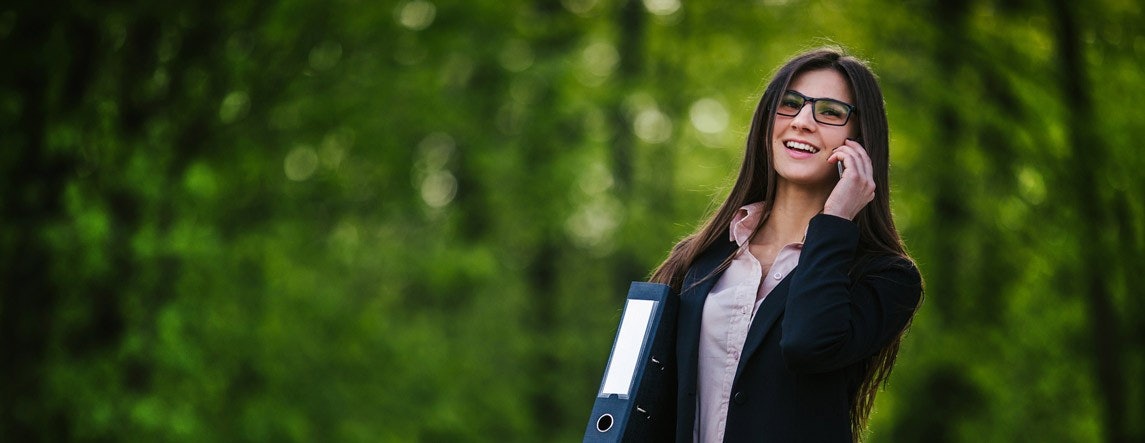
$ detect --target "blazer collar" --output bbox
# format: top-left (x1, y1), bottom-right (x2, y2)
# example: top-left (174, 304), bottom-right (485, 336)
top-left (677, 238), bottom-right (738, 393)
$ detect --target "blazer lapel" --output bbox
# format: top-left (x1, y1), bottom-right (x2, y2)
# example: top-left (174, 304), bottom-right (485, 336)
top-left (677, 239), bottom-right (738, 394)
top-left (735, 271), bottom-right (793, 377)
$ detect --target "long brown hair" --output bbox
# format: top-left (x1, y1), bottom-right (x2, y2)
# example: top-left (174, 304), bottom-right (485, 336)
top-left (649, 46), bottom-right (920, 441)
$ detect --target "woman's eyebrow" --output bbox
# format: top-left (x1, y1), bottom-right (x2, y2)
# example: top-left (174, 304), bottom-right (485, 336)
top-left (792, 89), bottom-right (852, 103)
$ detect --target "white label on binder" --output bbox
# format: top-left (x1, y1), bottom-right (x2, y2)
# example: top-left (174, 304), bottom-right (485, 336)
top-left (600, 299), bottom-right (656, 398)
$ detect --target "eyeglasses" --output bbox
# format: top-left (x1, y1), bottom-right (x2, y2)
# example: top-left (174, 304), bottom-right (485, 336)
top-left (775, 90), bottom-right (855, 126)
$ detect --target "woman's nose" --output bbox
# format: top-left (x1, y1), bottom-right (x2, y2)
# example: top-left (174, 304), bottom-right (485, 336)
top-left (790, 103), bottom-right (817, 130)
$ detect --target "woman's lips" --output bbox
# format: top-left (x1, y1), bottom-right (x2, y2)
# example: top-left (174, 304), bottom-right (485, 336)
top-left (785, 145), bottom-right (817, 159)
top-left (783, 140), bottom-right (820, 159)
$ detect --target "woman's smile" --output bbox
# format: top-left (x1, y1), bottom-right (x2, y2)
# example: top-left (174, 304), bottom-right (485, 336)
top-left (783, 139), bottom-right (821, 159)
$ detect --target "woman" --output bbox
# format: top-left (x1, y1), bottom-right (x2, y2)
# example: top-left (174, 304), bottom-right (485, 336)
top-left (650, 47), bottom-right (923, 442)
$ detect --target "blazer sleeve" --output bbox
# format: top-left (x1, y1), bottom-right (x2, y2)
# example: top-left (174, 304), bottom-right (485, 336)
top-left (779, 213), bottom-right (922, 374)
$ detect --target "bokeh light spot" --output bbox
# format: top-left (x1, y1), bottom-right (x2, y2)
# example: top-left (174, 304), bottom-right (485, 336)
top-left (583, 41), bottom-right (619, 79)
top-left (1018, 166), bottom-right (1046, 204)
top-left (421, 171), bottom-right (457, 208)
top-left (321, 128), bottom-right (354, 171)
top-left (578, 162), bottom-right (614, 195)
top-left (633, 107), bottom-right (673, 144)
top-left (566, 196), bottom-right (622, 253)
top-left (689, 98), bottom-right (729, 134)
top-left (183, 162), bottom-right (219, 199)
top-left (284, 146), bottom-right (319, 181)
top-left (397, 1), bottom-right (436, 31)
top-left (218, 91), bottom-right (250, 124)
top-left (562, 0), bottom-right (599, 16)
top-left (643, 0), bottom-right (680, 16)
top-left (418, 133), bottom-right (456, 170)
top-left (499, 39), bottom-right (535, 73)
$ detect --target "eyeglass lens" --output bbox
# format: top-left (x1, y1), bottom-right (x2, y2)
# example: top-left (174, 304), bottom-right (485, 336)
top-left (777, 91), bottom-right (852, 126)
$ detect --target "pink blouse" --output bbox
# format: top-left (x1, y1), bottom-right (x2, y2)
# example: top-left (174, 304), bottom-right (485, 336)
top-left (695, 202), bottom-right (803, 443)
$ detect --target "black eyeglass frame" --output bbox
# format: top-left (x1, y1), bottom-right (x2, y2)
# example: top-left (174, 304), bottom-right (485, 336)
top-left (775, 90), bottom-right (856, 126)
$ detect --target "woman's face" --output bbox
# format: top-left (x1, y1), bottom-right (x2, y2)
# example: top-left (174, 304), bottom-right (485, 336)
top-left (770, 68), bottom-right (858, 190)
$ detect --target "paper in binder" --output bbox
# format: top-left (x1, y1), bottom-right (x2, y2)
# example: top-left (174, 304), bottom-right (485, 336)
top-left (583, 282), bottom-right (677, 442)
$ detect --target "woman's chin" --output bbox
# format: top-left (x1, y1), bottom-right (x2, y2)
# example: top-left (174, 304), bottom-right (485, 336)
top-left (776, 169), bottom-right (835, 189)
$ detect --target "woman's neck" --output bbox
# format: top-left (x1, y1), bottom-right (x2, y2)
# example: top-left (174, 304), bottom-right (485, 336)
top-left (755, 181), bottom-right (831, 246)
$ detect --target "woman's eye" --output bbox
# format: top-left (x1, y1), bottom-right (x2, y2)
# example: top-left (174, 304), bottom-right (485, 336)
top-left (780, 99), bottom-right (801, 109)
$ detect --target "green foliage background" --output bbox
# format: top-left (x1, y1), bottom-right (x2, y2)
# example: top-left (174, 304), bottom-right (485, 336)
top-left (3, 0), bottom-right (1143, 441)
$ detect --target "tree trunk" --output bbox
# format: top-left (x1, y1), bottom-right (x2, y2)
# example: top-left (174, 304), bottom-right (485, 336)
top-left (1049, 1), bottom-right (1127, 442)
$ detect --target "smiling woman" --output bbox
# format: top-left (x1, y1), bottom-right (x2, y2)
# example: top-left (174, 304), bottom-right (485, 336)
top-left (649, 46), bottom-right (922, 442)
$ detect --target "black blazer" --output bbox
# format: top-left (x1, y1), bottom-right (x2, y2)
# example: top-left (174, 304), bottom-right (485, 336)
top-left (674, 214), bottom-right (922, 442)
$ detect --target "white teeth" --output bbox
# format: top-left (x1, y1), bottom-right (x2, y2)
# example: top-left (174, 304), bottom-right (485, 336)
top-left (784, 141), bottom-right (819, 153)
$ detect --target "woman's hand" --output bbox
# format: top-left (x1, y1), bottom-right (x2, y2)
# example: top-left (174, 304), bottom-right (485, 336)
top-left (822, 138), bottom-right (875, 221)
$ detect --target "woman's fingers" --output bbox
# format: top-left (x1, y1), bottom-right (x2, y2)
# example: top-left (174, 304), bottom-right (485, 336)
top-left (831, 146), bottom-right (865, 180)
top-left (824, 140), bottom-right (875, 220)
top-left (842, 139), bottom-right (872, 178)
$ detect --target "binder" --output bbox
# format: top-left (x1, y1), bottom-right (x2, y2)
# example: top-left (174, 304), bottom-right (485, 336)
top-left (584, 282), bottom-right (677, 442)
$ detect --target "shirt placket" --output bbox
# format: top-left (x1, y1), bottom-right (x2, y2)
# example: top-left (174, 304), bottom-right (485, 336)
top-left (721, 247), bottom-right (762, 441)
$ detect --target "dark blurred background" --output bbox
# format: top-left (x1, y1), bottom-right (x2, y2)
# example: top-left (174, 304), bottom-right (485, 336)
top-left (2, 0), bottom-right (1142, 441)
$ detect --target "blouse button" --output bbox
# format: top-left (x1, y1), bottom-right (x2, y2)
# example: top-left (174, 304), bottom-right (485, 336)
top-left (773, 273), bottom-right (782, 280)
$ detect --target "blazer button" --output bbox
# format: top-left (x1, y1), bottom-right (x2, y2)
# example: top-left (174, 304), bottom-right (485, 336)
top-left (733, 392), bottom-right (747, 404)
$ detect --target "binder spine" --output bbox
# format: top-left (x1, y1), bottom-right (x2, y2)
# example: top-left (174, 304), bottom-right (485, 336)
top-left (584, 282), bottom-right (678, 442)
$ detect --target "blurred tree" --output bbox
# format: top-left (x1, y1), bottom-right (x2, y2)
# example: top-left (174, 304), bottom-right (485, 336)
top-left (1049, 0), bottom-right (1128, 440)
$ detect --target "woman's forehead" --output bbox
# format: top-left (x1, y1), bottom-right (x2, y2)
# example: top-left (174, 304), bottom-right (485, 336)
top-left (787, 69), bottom-right (853, 103)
